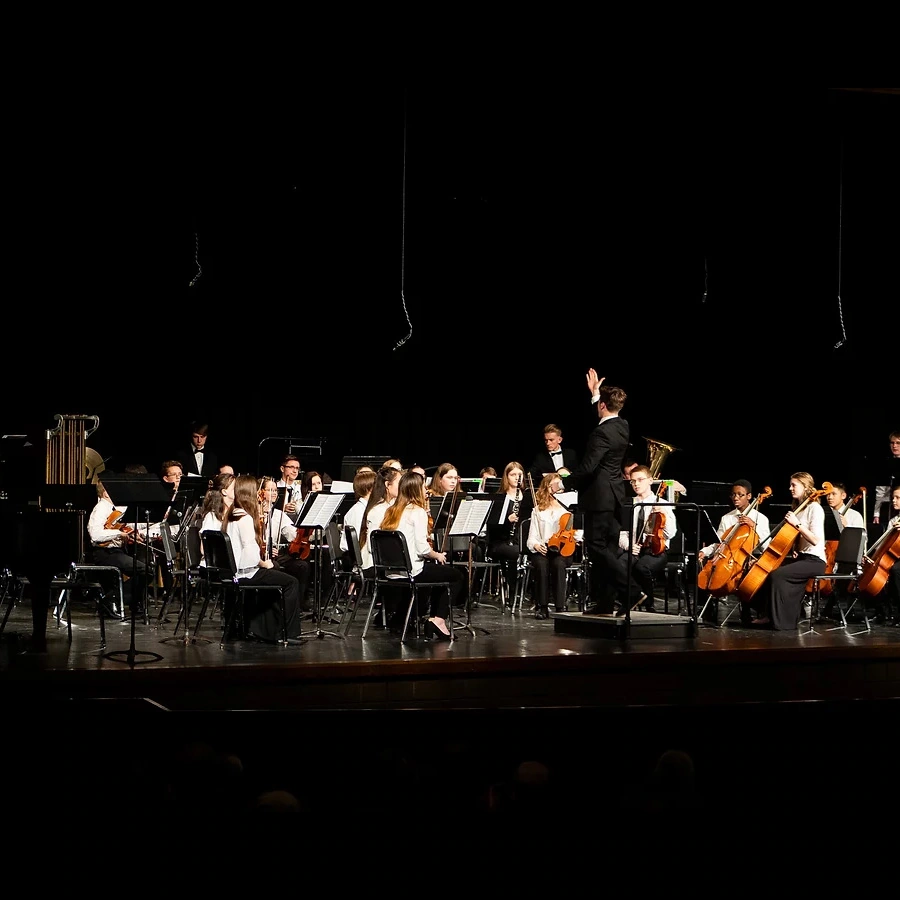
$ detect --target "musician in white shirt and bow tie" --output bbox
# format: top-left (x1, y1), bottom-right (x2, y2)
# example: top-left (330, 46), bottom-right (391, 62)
top-left (527, 424), bottom-right (579, 488)
top-left (276, 455), bottom-right (303, 523)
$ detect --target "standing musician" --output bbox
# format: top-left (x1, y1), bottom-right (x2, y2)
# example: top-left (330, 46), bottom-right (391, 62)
top-left (872, 430), bottom-right (900, 536)
top-left (258, 477), bottom-right (312, 612)
top-left (747, 471), bottom-right (826, 630)
top-left (871, 486), bottom-right (900, 625)
top-left (697, 479), bottom-right (771, 622)
top-left (526, 472), bottom-right (577, 619)
top-left (527, 423), bottom-right (579, 487)
top-left (485, 461), bottom-right (534, 605)
top-left (562, 369), bottom-right (630, 615)
top-left (613, 464), bottom-right (678, 614)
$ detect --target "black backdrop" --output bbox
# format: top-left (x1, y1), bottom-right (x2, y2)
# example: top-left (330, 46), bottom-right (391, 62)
top-left (4, 87), bottom-right (896, 505)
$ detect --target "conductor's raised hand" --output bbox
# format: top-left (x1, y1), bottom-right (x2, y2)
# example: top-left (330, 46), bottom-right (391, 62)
top-left (586, 368), bottom-right (605, 396)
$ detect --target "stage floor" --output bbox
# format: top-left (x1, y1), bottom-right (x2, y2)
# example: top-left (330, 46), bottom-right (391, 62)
top-left (3, 589), bottom-right (898, 842)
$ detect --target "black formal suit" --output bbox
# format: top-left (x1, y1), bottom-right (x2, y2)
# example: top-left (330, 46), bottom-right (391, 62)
top-left (176, 445), bottom-right (219, 481)
top-left (527, 448), bottom-right (578, 489)
top-left (562, 415), bottom-right (630, 612)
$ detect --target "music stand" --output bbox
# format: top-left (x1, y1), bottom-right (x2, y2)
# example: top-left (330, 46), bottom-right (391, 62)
top-left (445, 497), bottom-right (493, 637)
top-left (99, 474), bottom-right (171, 666)
top-left (40, 484), bottom-right (99, 566)
top-left (295, 491), bottom-right (346, 640)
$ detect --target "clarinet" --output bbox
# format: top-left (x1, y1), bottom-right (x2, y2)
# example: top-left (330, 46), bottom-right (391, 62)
top-left (508, 484), bottom-right (522, 543)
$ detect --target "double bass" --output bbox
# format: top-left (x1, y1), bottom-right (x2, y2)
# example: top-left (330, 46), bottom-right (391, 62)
top-left (736, 481), bottom-right (832, 605)
top-left (697, 486), bottom-right (772, 597)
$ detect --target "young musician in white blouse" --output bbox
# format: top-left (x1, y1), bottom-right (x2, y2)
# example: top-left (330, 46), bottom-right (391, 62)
top-left (526, 472), bottom-right (577, 619)
top-left (359, 466), bottom-right (402, 573)
top-left (378, 471), bottom-right (465, 641)
top-left (223, 474), bottom-right (303, 641)
top-left (259, 476), bottom-right (312, 611)
top-left (749, 471), bottom-right (826, 630)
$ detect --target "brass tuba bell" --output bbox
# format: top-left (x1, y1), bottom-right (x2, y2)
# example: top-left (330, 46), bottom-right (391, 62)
top-left (643, 436), bottom-right (679, 480)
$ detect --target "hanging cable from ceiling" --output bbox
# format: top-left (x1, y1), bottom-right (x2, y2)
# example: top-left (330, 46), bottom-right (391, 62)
top-left (833, 139), bottom-right (847, 349)
top-left (394, 90), bottom-right (413, 350)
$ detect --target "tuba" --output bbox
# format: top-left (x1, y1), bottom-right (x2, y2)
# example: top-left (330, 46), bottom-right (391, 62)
top-left (644, 436), bottom-right (679, 480)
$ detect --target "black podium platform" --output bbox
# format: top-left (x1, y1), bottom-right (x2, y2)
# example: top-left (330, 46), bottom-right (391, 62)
top-left (552, 609), bottom-right (696, 639)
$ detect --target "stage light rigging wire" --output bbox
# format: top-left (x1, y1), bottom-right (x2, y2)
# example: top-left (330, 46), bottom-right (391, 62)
top-left (394, 91), bottom-right (413, 351)
top-left (833, 139), bottom-right (847, 349)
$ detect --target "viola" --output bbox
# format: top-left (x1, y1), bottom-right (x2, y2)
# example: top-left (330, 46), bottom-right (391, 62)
top-left (856, 521), bottom-right (900, 598)
top-left (816, 487), bottom-right (865, 596)
top-left (547, 511), bottom-right (578, 557)
top-left (289, 528), bottom-right (312, 559)
top-left (638, 480), bottom-right (669, 556)
top-left (697, 486), bottom-right (772, 596)
top-left (736, 482), bottom-right (832, 606)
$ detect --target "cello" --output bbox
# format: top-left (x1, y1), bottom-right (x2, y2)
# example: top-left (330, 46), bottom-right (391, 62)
top-left (815, 486), bottom-right (866, 596)
top-left (697, 486), bottom-right (772, 596)
top-left (736, 481), bottom-right (832, 606)
top-left (856, 519), bottom-right (900, 598)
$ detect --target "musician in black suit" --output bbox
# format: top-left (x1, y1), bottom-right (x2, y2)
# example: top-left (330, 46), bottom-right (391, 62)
top-left (561, 370), bottom-right (629, 615)
top-left (527, 423), bottom-right (579, 487)
top-left (175, 421), bottom-right (219, 481)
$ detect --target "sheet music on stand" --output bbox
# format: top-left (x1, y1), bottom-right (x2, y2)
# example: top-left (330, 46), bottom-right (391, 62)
top-left (296, 491), bottom-right (344, 528)
top-left (449, 498), bottom-right (493, 536)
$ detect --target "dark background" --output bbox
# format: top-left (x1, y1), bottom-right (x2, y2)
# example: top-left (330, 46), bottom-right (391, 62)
top-left (3, 87), bottom-right (897, 506)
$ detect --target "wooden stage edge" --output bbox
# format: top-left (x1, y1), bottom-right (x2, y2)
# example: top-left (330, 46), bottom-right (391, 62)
top-left (3, 621), bottom-right (900, 714)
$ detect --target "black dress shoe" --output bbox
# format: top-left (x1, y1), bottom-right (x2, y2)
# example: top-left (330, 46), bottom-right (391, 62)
top-left (535, 607), bottom-right (549, 620)
top-left (425, 620), bottom-right (451, 642)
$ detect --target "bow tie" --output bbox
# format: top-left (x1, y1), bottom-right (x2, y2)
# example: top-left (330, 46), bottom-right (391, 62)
top-left (549, 450), bottom-right (562, 457)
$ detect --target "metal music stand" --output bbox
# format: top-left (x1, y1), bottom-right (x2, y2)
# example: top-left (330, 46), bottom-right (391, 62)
top-left (98, 474), bottom-right (171, 666)
top-left (296, 491), bottom-right (346, 640)
top-left (446, 497), bottom-right (494, 637)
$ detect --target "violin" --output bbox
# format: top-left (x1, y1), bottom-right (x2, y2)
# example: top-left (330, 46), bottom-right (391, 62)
top-left (737, 481), bottom-right (832, 605)
top-left (816, 486), bottom-right (865, 596)
top-left (547, 511), bottom-right (578, 557)
top-left (289, 528), bottom-right (312, 559)
top-left (100, 508), bottom-right (141, 546)
top-left (697, 486), bottom-right (772, 596)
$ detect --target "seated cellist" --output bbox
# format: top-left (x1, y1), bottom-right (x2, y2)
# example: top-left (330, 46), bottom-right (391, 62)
top-left (697, 479), bottom-right (771, 624)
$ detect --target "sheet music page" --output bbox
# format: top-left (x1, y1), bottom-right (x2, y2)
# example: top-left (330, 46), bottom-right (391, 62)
top-left (556, 490), bottom-right (578, 508)
top-left (297, 493), bottom-right (343, 528)
top-left (328, 480), bottom-right (355, 494)
top-left (449, 499), bottom-right (492, 535)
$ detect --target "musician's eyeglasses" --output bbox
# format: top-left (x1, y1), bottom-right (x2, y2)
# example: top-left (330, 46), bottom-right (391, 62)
top-left (731, 492), bottom-right (748, 497)
top-left (283, 465), bottom-right (300, 470)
